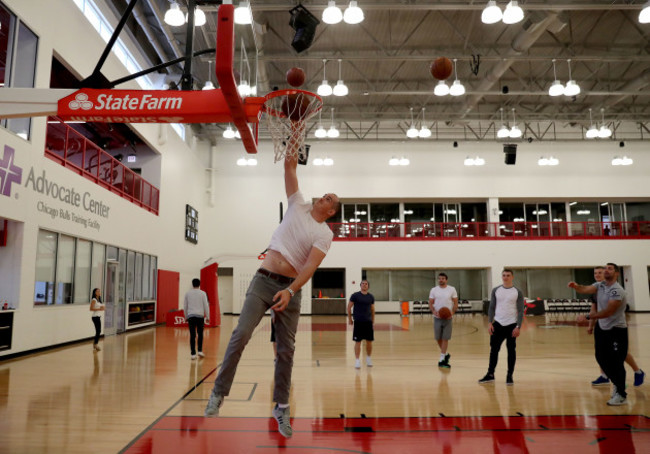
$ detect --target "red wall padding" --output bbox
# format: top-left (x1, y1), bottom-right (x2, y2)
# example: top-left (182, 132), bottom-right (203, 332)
top-left (156, 269), bottom-right (180, 324)
top-left (200, 263), bottom-right (221, 327)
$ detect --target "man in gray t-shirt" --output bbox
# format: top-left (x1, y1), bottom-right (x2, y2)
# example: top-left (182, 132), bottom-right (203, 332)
top-left (571, 263), bottom-right (629, 406)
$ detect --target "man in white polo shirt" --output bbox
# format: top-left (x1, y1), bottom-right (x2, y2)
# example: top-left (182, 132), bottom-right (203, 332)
top-left (428, 272), bottom-right (458, 368)
top-left (204, 152), bottom-right (340, 439)
top-left (479, 268), bottom-right (524, 386)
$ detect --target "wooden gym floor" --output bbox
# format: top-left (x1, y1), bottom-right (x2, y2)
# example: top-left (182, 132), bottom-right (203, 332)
top-left (0, 312), bottom-right (648, 453)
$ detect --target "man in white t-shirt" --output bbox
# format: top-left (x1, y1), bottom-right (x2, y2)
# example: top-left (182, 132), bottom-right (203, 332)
top-left (428, 272), bottom-right (458, 368)
top-left (205, 152), bottom-right (340, 439)
top-left (478, 269), bottom-right (524, 386)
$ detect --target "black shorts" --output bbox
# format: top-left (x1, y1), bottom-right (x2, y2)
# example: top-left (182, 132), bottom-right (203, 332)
top-left (353, 321), bottom-right (374, 342)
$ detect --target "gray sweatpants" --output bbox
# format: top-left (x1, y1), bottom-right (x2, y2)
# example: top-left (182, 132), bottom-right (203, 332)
top-left (212, 272), bottom-right (301, 404)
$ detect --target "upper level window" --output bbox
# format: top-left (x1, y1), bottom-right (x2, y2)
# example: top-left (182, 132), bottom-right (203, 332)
top-left (0, 2), bottom-right (38, 140)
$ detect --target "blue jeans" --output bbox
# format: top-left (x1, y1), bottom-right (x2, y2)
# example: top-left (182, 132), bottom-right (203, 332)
top-left (212, 272), bottom-right (301, 404)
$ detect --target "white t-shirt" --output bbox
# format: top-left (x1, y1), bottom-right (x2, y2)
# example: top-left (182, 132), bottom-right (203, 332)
top-left (492, 286), bottom-right (523, 326)
top-left (428, 285), bottom-right (458, 316)
top-left (90, 298), bottom-right (105, 319)
top-left (267, 191), bottom-right (334, 273)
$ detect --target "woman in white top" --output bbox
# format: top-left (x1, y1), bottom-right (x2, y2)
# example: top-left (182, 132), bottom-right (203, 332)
top-left (90, 288), bottom-right (105, 351)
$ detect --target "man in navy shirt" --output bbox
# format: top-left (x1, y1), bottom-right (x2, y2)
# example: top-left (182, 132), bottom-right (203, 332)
top-left (347, 280), bottom-right (375, 368)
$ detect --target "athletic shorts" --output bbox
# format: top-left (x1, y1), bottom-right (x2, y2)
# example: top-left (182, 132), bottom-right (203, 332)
top-left (353, 321), bottom-right (374, 342)
top-left (434, 317), bottom-right (452, 340)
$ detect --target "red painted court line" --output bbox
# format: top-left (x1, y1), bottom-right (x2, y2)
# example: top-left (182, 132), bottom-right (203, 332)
top-left (123, 415), bottom-right (650, 453)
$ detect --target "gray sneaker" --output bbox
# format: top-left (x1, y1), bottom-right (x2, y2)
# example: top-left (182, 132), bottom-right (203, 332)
top-left (607, 392), bottom-right (627, 406)
top-left (272, 404), bottom-right (293, 438)
top-left (204, 391), bottom-right (224, 417)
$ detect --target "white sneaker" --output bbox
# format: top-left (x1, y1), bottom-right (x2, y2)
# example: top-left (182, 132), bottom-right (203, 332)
top-left (355, 359), bottom-right (361, 369)
top-left (272, 404), bottom-right (293, 438)
top-left (607, 393), bottom-right (627, 406)
top-left (204, 391), bottom-right (224, 417)
top-left (197, 352), bottom-right (205, 358)
top-left (191, 354), bottom-right (197, 360)
top-left (366, 357), bottom-right (373, 367)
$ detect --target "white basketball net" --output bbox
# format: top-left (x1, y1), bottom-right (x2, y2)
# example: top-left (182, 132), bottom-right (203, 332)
top-left (263, 90), bottom-right (322, 163)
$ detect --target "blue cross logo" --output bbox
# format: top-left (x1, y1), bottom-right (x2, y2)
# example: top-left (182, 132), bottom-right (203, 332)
top-left (0, 145), bottom-right (23, 197)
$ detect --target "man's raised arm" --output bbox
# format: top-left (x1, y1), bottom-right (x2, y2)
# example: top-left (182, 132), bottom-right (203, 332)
top-left (284, 154), bottom-right (299, 198)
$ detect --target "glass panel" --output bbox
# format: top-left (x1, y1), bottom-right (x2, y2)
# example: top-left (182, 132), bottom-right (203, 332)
top-left (73, 239), bottom-right (91, 303)
top-left (0, 6), bottom-right (15, 89)
top-left (45, 120), bottom-right (67, 161)
top-left (34, 230), bottom-right (57, 306)
top-left (150, 256), bottom-right (157, 299)
top-left (66, 128), bottom-right (85, 170)
top-left (626, 202), bottom-right (650, 221)
top-left (370, 203), bottom-right (399, 223)
top-left (6, 21), bottom-right (37, 139)
top-left (404, 203), bottom-right (433, 237)
top-left (142, 255), bottom-right (150, 300)
top-left (460, 203), bottom-right (487, 223)
top-left (364, 270), bottom-right (389, 300)
top-left (570, 202), bottom-right (599, 236)
top-left (389, 269), bottom-right (432, 301)
top-left (55, 235), bottom-right (75, 304)
top-left (118, 249), bottom-right (127, 305)
top-left (106, 245), bottom-right (118, 261)
top-left (91, 242), bottom-right (105, 295)
top-left (126, 250), bottom-right (135, 301)
top-left (134, 252), bottom-right (143, 300)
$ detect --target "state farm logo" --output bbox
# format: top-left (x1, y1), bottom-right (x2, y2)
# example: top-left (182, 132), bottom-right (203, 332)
top-left (0, 145), bottom-right (23, 197)
top-left (68, 93), bottom-right (93, 110)
top-left (67, 91), bottom-right (183, 111)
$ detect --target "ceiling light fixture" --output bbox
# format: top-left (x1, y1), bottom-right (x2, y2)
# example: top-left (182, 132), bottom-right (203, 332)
top-left (399, 157), bottom-right (410, 166)
top-left (434, 80), bottom-right (449, 96)
top-left (497, 107), bottom-right (510, 138)
top-left (548, 59), bottom-right (564, 97)
top-left (327, 107), bottom-right (340, 138)
top-left (317, 59), bottom-right (333, 97)
top-left (389, 156), bottom-right (400, 166)
top-left (234, 2), bottom-right (253, 25)
top-left (449, 59), bottom-right (465, 96)
top-left (322, 0), bottom-right (343, 24)
top-left (418, 107), bottom-right (432, 138)
top-left (640, 1), bottom-right (650, 24)
top-left (164, 2), bottom-right (185, 26)
top-left (502, 1), bottom-right (524, 25)
top-left (509, 108), bottom-right (522, 138)
top-left (564, 59), bottom-right (580, 97)
top-left (343, 1), bottom-right (364, 24)
top-left (333, 59), bottom-right (349, 96)
top-left (323, 157), bottom-right (334, 166)
top-left (481, 1), bottom-right (503, 24)
top-left (406, 107), bottom-right (419, 138)
top-left (203, 61), bottom-right (215, 90)
top-left (585, 108), bottom-right (598, 139)
top-left (314, 109), bottom-right (327, 138)
top-left (223, 124), bottom-right (236, 139)
top-left (187, 7), bottom-right (206, 26)
top-left (598, 108), bottom-right (612, 138)
top-left (313, 157), bottom-right (324, 166)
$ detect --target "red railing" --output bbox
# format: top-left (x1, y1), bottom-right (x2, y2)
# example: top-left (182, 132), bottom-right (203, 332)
top-left (44, 117), bottom-right (159, 215)
top-left (328, 221), bottom-right (650, 241)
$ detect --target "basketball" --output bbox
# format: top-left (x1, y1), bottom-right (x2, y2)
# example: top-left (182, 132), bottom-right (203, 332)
top-left (286, 67), bottom-right (306, 87)
top-left (281, 93), bottom-right (310, 121)
top-left (430, 57), bottom-right (453, 81)
top-left (438, 307), bottom-right (452, 319)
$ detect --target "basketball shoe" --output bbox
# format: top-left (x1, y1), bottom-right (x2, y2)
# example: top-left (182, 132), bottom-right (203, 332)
top-left (273, 404), bottom-right (293, 438)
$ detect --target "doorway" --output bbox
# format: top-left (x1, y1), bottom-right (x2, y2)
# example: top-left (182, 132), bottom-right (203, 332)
top-left (104, 261), bottom-right (126, 335)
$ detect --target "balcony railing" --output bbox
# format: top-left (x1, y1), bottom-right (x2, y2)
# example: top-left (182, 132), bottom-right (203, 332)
top-left (329, 221), bottom-right (650, 241)
top-left (45, 117), bottom-right (159, 215)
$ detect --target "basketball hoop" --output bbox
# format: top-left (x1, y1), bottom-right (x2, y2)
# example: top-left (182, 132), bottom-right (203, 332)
top-left (262, 89), bottom-right (322, 163)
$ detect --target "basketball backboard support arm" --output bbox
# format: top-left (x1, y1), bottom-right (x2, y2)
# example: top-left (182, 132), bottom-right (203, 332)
top-left (0, 3), bottom-right (262, 155)
top-left (216, 4), bottom-right (259, 154)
